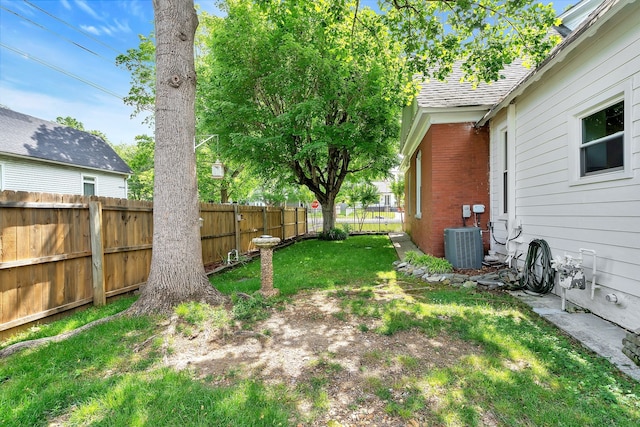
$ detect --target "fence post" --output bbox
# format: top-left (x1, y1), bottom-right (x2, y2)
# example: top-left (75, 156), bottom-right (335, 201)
top-left (295, 208), bottom-right (298, 237)
top-left (89, 201), bottom-right (106, 306)
top-left (234, 203), bottom-right (241, 252)
top-left (281, 208), bottom-right (285, 239)
top-left (263, 206), bottom-right (268, 235)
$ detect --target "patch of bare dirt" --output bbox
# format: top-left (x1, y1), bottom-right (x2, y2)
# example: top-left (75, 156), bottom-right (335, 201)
top-left (156, 289), bottom-right (486, 426)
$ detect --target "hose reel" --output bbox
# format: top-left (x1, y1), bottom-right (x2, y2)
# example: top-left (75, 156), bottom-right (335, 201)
top-left (520, 239), bottom-right (555, 294)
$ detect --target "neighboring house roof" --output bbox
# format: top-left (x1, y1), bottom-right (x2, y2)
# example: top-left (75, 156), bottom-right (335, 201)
top-left (0, 107), bottom-right (131, 175)
top-left (415, 59), bottom-right (531, 109)
top-left (478, 0), bottom-right (621, 125)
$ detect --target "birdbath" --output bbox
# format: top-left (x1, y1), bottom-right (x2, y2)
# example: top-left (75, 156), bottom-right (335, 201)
top-left (252, 235), bottom-right (281, 297)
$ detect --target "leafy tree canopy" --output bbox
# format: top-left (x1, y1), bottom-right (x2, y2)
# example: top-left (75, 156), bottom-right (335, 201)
top-left (118, 0), bottom-right (558, 227)
top-left (113, 135), bottom-right (155, 201)
top-left (198, 0), bottom-right (412, 229)
top-left (379, 0), bottom-right (559, 82)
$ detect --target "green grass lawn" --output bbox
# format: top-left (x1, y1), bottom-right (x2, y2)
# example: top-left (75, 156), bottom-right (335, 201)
top-left (1, 235), bottom-right (639, 426)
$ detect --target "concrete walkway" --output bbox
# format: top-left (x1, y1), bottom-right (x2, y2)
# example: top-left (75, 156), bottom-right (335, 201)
top-left (388, 232), bottom-right (640, 382)
top-left (389, 232), bottom-right (423, 259)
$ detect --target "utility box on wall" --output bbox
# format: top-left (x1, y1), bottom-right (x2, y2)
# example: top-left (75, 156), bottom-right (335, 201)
top-left (444, 227), bottom-right (483, 269)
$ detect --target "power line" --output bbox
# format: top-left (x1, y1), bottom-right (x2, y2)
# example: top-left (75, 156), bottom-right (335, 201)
top-left (22, 0), bottom-right (123, 55)
top-left (0, 42), bottom-right (124, 100)
top-left (1, 5), bottom-right (114, 63)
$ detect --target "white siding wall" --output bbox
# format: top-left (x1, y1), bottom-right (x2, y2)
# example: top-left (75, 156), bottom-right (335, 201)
top-left (490, 1), bottom-right (640, 330)
top-left (0, 155), bottom-right (128, 198)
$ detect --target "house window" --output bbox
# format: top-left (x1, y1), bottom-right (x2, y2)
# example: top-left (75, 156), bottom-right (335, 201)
top-left (415, 151), bottom-right (422, 219)
top-left (502, 131), bottom-right (508, 214)
top-left (384, 194), bottom-right (391, 206)
top-left (580, 100), bottom-right (624, 177)
top-left (83, 175), bottom-right (96, 196)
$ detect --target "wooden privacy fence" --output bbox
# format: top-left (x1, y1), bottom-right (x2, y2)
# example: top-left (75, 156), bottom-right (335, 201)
top-left (0, 191), bottom-right (307, 337)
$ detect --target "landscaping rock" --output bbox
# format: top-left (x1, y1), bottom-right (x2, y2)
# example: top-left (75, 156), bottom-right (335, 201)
top-left (451, 274), bottom-right (468, 284)
top-left (477, 280), bottom-right (503, 291)
top-left (393, 261), bottom-right (522, 293)
top-left (623, 330), bottom-right (640, 367)
top-left (412, 268), bottom-right (427, 277)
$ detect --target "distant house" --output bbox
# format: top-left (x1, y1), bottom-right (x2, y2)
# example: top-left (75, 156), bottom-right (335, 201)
top-left (400, 0), bottom-right (640, 331)
top-left (371, 167), bottom-right (402, 210)
top-left (0, 107), bottom-right (131, 198)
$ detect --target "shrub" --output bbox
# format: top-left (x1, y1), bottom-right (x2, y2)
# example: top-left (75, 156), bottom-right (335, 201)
top-left (403, 251), bottom-right (453, 274)
top-left (340, 223), bottom-right (352, 235)
top-left (319, 228), bottom-right (348, 241)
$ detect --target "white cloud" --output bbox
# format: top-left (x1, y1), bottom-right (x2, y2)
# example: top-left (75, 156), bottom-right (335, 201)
top-left (60, 0), bottom-right (72, 11)
top-left (80, 25), bottom-right (101, 35)
top-left (113, 18), bottom-right (131, 33)
top-left (74, 0), bottom-right (101, 20)
top-left (120, 0), bottom-right (147, 21)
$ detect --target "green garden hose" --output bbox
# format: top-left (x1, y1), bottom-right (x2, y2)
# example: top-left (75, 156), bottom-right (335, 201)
top-left (520, 239), bottom-right (555, 294)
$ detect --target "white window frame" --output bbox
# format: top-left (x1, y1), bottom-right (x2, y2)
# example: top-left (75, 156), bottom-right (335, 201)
top-left (406, 170), bottom-right (412, 215)
top-left (0, 163), bottom-right (4, 191)
top-left (82, 174), bottom-right (97, 196)
top-left (500, 128), bottom-right (509, 215)
top-left (415, 150), bottom-right (422, 219)
top-left (569, 81), bottom-right (632, 186)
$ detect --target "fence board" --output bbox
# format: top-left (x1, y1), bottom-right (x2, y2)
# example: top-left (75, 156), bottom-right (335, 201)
top-left (0, 268), bottom-right (17, 323)
top-left (0, 206), bottom-right (17, 262)
top-left (0, 191), bottom-right (307, 336)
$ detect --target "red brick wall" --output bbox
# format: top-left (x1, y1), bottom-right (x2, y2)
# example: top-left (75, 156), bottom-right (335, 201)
top-left (405, 123), bottom-right (490, 257)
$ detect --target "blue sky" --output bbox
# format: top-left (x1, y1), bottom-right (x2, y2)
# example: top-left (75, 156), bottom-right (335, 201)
top-left (0, 0), bottom-right (576, 146)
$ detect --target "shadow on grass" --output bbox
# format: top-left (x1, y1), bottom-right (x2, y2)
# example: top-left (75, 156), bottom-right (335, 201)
top-left (0, 314), bottom-right (299, 426)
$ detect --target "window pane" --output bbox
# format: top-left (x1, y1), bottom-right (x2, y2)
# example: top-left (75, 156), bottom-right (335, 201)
top-left (581, 134), bottom-right (623, 175)
top-left (503, 172), bottom-right (508, 214)
top-left (83, 176), bottom-right (95, 196)
top-left (84, 182), bottom-right (95, 196)
top-left (582, 101), bottom-right (624, 144)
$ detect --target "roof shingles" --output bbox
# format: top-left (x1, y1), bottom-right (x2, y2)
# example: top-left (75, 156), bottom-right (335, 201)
top-left (415, 59), bottom-right (531, 109)
top-left (0, 107), bottom-right (131, 174)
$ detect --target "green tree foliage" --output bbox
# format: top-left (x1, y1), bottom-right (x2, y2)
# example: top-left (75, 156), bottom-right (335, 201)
top-left (390, 176), bottom-right (404, 223)
top-left (390, 177), bottom-right (404, 208)
top-left (113, 135), bottom-right (155, 201)
top-left (342, 181), bottom-right (380, 231)
top-left (194, 139), bottom-right (252, 203)
top-left (198, 0), bottom-right (410, 231)
top-left (116, 35), bottom-right (156, 123)
top-left (117, 0), bottom-right (558, 217)
top-left (55, 116), bottom-right (86, 131)
top-left (380, 0), bottom-right (559, 82)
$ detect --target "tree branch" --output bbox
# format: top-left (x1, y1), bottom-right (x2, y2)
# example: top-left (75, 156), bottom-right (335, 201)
top-left (0, 312), bottom-right (125, 359)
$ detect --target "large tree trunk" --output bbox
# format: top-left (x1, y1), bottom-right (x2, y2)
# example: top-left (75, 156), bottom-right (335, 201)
top-left (321, 197), bottom-right (336, 232)
top-left (129, 0), bottom-right (226, 316)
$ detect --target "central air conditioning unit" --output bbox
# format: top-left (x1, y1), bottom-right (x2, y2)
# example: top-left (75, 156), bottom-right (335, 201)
top-left (444, 227), bottom-right (483, 269)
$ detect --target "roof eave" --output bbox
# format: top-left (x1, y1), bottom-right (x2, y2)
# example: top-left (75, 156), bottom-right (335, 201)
top-left (399, 106), bottom-right (488, 172)
top-left (0, 151), bottom-right (132, 176)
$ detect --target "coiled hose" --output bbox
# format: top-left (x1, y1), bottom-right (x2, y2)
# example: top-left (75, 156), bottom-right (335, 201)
top-left (519, 239), bottom-right (555, 294)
